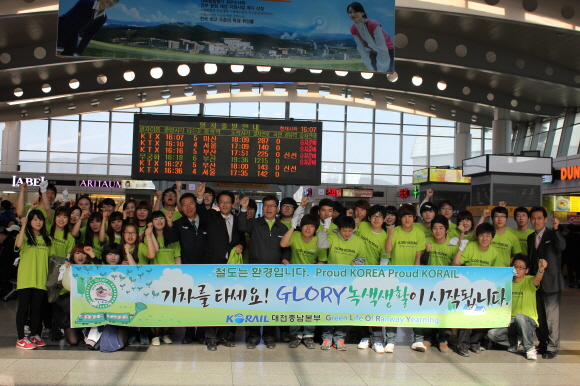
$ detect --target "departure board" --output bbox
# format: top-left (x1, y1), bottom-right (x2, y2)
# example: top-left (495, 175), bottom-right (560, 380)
top-left (132, 115), bottom-right (322, 185)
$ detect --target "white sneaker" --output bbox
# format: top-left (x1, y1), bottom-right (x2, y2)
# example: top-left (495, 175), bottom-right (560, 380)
top-left (507, 345), bottom-right (518, 353)
top-left (162, 335), bottom-right (172, 344)
top-left (373, 342), bottom-right (385, 353)
top-left (357, 338), bottom-right (370, 349)
top-left (385, 343), bottom-right (395, 353)
top-left (526, 348), bottom-right (537, 360)
top-left (151, 337), bottom-right (161, 346)
top-left (411, 342), bottom-right (426, 352)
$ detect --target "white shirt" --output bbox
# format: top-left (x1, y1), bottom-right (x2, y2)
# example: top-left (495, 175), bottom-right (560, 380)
top-left (92, 0), bottom-right (106, 20)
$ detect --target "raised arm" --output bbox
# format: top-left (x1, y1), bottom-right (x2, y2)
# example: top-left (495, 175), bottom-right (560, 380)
top-left (16, 183), bottom-right (27, 218)
top-left (175, 181), bottom-right (182, 210)
top-left (385, 224), bottom-right (395, 254)
top-left (15, 217), bottom-right (27, 249)
top-left (99, 211), bottom-right (109, 243)
top-left (153, 190), bottom-right (162, 211)
top-left (533, 259), bottom-right (547, 286)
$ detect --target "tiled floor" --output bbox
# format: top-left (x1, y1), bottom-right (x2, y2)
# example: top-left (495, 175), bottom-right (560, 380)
top-left (1, 290), bottom-right (579, 386)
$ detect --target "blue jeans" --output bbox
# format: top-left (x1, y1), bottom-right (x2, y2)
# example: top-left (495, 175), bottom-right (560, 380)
top-left (289, 325), bottom-right (315, 339)
top-left (322, 326), bottom-right (345, 342)
top-left (488, 314), bottom-right (537, 352)
top-left (385, 327), bottom-right (423, 344)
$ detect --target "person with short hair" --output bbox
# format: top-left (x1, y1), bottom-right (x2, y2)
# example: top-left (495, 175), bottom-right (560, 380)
top-left (279, 197), bottom-right (298, 229)
top-left (484, 206), bottom-right (522, 267)
top-left (513, 207), bottom-right (533, 255)
top-left (414, 201), bottom-right (436, 239)
top-left (100, 198), bottom-right (116, 215)
top-left (487, 255), bottom-right (547, 360)
top-left (153, 183), bottom-right (183, 221)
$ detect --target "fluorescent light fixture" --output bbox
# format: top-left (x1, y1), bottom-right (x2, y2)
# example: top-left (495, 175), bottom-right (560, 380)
top-left (467, 1), bottom-right (505, 15)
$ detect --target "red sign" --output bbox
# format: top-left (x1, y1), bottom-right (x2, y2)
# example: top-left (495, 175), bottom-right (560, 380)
top-left (326, 188), bottom-right (342, 197)
top-left (398, 189), bottom-right (409, 198)
top-left (567, 215), bottom-right (580, 224)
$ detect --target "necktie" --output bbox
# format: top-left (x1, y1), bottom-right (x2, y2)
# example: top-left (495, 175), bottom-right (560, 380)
top-left (225, 216), bottom-right (232, 242)
top-left (535, 233), bottom-right (541, 249)
top-left (191, 219), bottom-right (197, 232)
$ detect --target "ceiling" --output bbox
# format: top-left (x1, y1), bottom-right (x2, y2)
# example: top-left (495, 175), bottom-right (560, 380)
top-left (1, 0), bottom-right (580, 126)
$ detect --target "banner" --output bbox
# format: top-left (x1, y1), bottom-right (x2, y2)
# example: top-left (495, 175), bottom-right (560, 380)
top-left (56, 0), bottom-right (395, 73)
top-left (70, 265), bottom-right (513, 329)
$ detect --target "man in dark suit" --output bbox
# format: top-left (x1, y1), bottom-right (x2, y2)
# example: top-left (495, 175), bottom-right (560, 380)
top-left (195, 182), bottom-right (245, 350)
top-left (527, 206), bottom-right (566, 359)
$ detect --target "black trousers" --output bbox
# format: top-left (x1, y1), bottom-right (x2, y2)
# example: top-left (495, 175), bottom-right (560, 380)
top-left (16, 288), bottom-right (45, 339)
top-left (246, 326), bottom-right (276, 342)
top-left (457, 328), bottom-right (485, 352)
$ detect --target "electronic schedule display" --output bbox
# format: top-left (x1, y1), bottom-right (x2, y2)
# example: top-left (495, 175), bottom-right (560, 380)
top-left (132, 115), bottom-right (322, 185)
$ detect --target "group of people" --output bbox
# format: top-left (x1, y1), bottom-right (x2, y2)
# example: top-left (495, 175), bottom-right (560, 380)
top-left (7, 182), bottom-right (566, 360)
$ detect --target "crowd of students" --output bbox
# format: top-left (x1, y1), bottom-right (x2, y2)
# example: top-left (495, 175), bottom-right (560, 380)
top-left (5, 182), bottom-right (566, 360)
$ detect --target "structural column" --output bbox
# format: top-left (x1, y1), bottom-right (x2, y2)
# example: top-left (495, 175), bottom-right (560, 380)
top-left (492, 108), bottom-right (512, 154)
top-left (454, 122), bottom-right (471, 167)
top-left (1, 121), bottom-right (21, 172)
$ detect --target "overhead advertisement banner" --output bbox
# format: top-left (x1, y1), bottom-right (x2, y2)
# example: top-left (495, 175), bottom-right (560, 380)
top-left (56, 0), bottom-right (395, 73)
top-left (70, 265), bottom-right (512, 328)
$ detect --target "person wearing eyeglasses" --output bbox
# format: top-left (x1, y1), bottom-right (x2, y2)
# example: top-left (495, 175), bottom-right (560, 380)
top-left (482, 206), bottom-right (521, 267)
top-left (239, 195), bottom-right (290, 350)
top-left (487, 255), bottom-right (547, 360)
top-left (153, 183), bottom-right (183, 221)
top-left (278, 197), bottom-right (298, 230)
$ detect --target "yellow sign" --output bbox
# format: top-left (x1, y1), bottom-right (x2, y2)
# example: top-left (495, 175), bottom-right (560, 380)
top-left (429, 169), bottom-right (471, 184)
top-left (215, 182), bottom-right (270, 189)
top-left (570, 197), bottom-right (580, 212)
top-left (412, 169), bottom-right (429, 184)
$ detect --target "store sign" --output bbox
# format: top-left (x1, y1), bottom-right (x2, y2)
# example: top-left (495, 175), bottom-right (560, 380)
top-left (326, 188), bottom-right (342, 197)
top-left (412, 169), bottom-right (428, 184)
top-left (342, 189), bottom-right (373, 198)
top-left (412, 168), bottom-right (471, 184)
top-left (542, 174), bottom-right (553, 184)
top-left (567, 215), bottom-right (580, 225)
top-left (121, 180), bottom-right (156, 190)
top-left (560, 166), bottom-right (580, 180)
top-left (12, 176), bottom-right (46, 187)
top-left (79, 180), bottom-right (122, 188)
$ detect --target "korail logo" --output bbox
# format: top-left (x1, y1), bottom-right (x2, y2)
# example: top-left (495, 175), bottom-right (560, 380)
top-left (226, 313), bottom-right (270, 324)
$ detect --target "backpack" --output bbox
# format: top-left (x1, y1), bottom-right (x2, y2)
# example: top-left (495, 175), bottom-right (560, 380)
top-left (100, 325), bottom-right (125, 353)
top-left (46, 256), bottom-right (68, 303)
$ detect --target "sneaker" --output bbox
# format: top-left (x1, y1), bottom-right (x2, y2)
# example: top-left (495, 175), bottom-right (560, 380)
top-left (281, 332), bottom-right (291, 342)
top-left (411, 342), bottom-right (426, 352)
top-left (16, 337), bottom-right (36, 350)
top-left (246, 340), bottom-right (258, 349)
top-left (265, 340), bottom-right (276, 349)
top-left (334, 340), bottom-right (346, 351)
top-left (151, 337), bottom-right (161, 346)
top-left (289, 337), bottom-right (302, 348)
top-left (423, 341), bottom-right (432, 349)
top-left (372, 342), bottom-right (385, 354)
top-left (24, 325), bottom-right (31, 337)
top-left (358, 338), bottom-right (370, 349)
top-left (29, 334), bottom-right (46, 347)
top-left (458, 349), bottom-right (470, 357)
top-left (162, 335), bottom-right (172, 344)
top-left (304, 337), bottom-right (316, 349)
top-left (140, 333), bottom-right (150, 345)
top-left (507, 345), bottom-right (519, 353)
top-left (526, 348), bottom-right (537, 360)
top-left (321, 340), bottom-right (332, 350)
top-left (439, 342), bottom-right (449, 353)
top-left (207, 339), bottom-right (218, 351)
top-left (385, 343), bottom-right (395, 353)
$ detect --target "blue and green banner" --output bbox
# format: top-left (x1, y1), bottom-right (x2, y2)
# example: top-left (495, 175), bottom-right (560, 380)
top-left (70, 265), bottom-right (513, 328)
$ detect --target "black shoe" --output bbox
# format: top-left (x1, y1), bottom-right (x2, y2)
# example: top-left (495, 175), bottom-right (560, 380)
top-left (219, 338), bottom-right (235, 347)
top-left (536, 345), bottom-right (547, 355)
top-left (469, 347), bottom-right (481, 354)
top-left (246, 340), bottom-right (259, 349)
top-left (542, 351), bottom-right (557, 359)
top-left (281, 332), bottom-right (291, 342)
top-left (304, 337), bottom-right (316, 349)
top-left (182, 338), bottom-right (193, 344)
top-left (198, 337), bottom-right (206, 345)
top-left (289, 337), bottom-right (301, 348)
top-left (265, 340), bottom-right (276, 349)
top-left (207, 340), bottom-right (218, 351)
top-left (457, 350), bottom-right (470, 357)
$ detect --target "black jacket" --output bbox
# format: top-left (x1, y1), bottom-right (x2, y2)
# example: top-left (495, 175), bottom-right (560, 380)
top-left (169, 216), bottom-right (206, 265)
top-left (527, 228), bottom-right (566, 293)
top-left (197, 203), bottom-right (245, 264)
top-left (238, 215), bottom-right (290, 264)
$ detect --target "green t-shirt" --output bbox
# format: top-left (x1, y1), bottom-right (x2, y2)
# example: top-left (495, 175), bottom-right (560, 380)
top-left (512, 275), bottom-right (539, 324)
top-left (448, 228), bottom-right (476, 242)
top-left (413, 222), bottom-right (434, 239)
top-left (127, 242), bottom-right (149, 264)
top-left (355, 222), bottom-right (387, 265)
top-left (288, 231), bottom-right (325, 264)
top-left (323, 231), bottom-right (367, 265)
top-left (50, 230), bottom-right (76, 258)
top-left (448, 222), bottom-right (457, 232)
top-left (281, 220), bottom-right (292, 230)
top-left (24, 205), bottom-right (53, 228)
top-left (17, 234), bottom-right (50, 290)
top-left (460, 242), bottom-right (500, 267)
top-left (426, 237), bottom-right (459, 266)
top-left (150, 237), bottom-right (181, 265)
top-left (512, 228), bottom-right (534, 256)
top-left (161, 208), bottom-right (182, 221)
top-left (107, 234), bottom-right (123, 245)
top-left (490, 228), bottom-right (522, 267)
top-left (389, 226), bottom-right (426, 266)
top-left (80, 228), bottom-right (105, 261)
top-left (317, 222), bottom-right (338, 233)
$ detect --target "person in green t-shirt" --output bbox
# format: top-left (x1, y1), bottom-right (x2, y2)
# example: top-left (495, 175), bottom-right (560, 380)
top-left (414, 201), bottom-right (436, 239)
top-left (513, 207), bottom-right (534, 256)
top-left (317, 215), bottom-right (366, 351)
top-left (483, 206), bottom-right (522, 267)
top-left (421, 215), bottom-right (458, 353)
top-left (448, 210), bottom-right (476, 243)
top-left (279, 197), bottom-right (298, 230)
top-left (15, 210), bottom-right (53, 350)
top-left (384, 204), bottom-right (427, 354)
top-left (153, 183), bottom-right (183, 222)
top-left (120, 223), bottom-right (154, 265)
top-left (487, 255), bottom-right (547, 360)
top-left (49, 207), bottom-right (75, 259)
top-left (72, 212), bottom-right (105, 262)
top-left (280, 210), bottom-right (324, 350)
top-left (99, 211), bottom-right (123, 245)
top-left (452, 222), bottom-right (499, 357)
top-left (135, 201), bottom-right (153, 241)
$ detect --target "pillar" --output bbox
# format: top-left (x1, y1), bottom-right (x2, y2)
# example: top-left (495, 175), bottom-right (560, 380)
top-left (1, 121), bottom-right (21, 172)
top-left (492, 108), bottom-right (512, 155)
top-left (454, 122), bottom-right (471, 167)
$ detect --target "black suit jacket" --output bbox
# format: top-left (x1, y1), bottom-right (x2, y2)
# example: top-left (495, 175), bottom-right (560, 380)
top-left (197, 203), bottom-right (245, 264)
top-left (169, 216), bottom-right (206, 265)
top-left (527, 228), bottom-right (566, 293)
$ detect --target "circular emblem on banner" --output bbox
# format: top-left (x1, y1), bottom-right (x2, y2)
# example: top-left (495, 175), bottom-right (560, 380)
top-left (85, 278), bottom-right (118, 309)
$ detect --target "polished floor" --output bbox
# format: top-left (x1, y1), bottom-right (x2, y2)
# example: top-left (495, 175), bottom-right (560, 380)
top-left (0, 290), bottom-right (580, 386)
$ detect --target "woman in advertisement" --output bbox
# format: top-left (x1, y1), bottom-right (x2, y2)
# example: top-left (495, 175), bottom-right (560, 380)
top-left (347, 2), bottom-right (394, 73)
